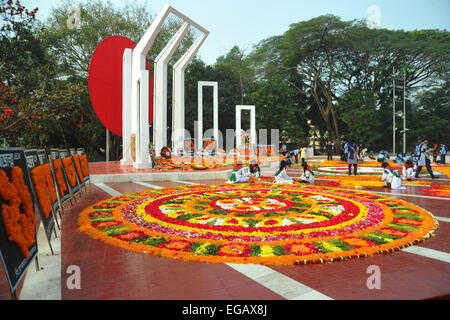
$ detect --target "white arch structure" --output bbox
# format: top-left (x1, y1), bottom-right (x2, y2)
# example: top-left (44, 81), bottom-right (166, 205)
top-left (236, 105), bottom-right (256, 149)
top-left (121, 4), bottom-right (209, 168)
top-left (196, 81), bottom-right (219, 151)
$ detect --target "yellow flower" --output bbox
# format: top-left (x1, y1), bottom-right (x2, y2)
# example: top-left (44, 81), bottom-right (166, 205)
top-left (194, 243), bottom-right (210, 255)
top-left (260, 245), bottom-right (274, 257)
top-left (321, 242), bottom-right (343, 252)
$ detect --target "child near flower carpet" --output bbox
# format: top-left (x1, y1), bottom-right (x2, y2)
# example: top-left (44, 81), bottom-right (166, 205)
top-left (299, 161), bottom-right (315, 183)
top-left (249, 160), bottom-right (261, 179)
top-left (381, 162), bottom-right (405, 190)
top-left (274, 160), bottom-right (294, 184)
top-left (402, 160), bottom-right (415, 181)
top-left (226, 161), bottom-right (249, 183)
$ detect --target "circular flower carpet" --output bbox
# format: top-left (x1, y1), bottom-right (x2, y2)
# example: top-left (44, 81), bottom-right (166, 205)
top-left (79, 184), bottom-right (438, 265)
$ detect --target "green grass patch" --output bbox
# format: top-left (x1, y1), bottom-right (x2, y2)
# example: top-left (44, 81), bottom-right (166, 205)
top-left (393, 212), bottom-right (423, 221)
top-left (246, 219), bottom-right (261, 227)
top-left (234, 212), bottom-right (256, 217)
top-left (249, 244), bottom-right (261, 256)
top-left (388, 223), bottom-right (419, 232)
top-left (208, 209), bottom-right (229, 215)
top-left (132, 236), bottom-right (167, 246)
top-left (309, 211), bottom-right (334, 219)
top-left (263, 211), bottom-right (286, 217)
top-left (272, 245), bottom-right (288, 256)
top-left (177, 213), bottom-right (204, 221)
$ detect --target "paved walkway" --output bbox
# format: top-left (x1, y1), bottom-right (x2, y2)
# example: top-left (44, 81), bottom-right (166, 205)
top-left (1, 166), bottom-right (449, 300)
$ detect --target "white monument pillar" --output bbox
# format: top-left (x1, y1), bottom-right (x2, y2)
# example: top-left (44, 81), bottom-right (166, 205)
top-left (172, 33), bottom-right (209, 152)
top-left (153, 22), bottom-right (190, 157)
top-left (197, 81), bottom-right (218, 149)
top-left (122, 4), bottom-right (208, 168)
top-left (121, 48), bottom-right (133, 165)
top-left (236, 105), bottom-right (256, 148)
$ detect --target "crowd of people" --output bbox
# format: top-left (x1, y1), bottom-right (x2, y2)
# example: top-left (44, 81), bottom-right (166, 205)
top-left (226, 159), bottom-right (315, 185)
top-left (226, 139), bottom-right (447, 190)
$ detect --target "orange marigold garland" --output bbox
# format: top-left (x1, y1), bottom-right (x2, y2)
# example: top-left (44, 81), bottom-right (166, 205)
top-left (72, 154), bottom-right (84, 183)
top-left (78, 183), bottom-right (438, 266)
top-left (62, 157), bottom-right (77, 187)
top-left (79, 154), bottom-right (89, 177)
top-left (53, 159), bottom-right (68, 196)
top-left (30, 164), bottom-right (54, 219)
top-left (0, 167), bottom-right (36, 258)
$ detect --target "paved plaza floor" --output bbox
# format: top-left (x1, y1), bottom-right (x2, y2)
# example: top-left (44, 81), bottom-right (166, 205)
top-left (1, 161), bottom-right (449, 301)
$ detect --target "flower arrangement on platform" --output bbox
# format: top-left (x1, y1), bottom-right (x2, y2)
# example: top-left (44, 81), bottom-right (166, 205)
top-left (79, 183), bottom-right (438, 266)
top-left (0, 167), bottom-right (36, 258)
top-left (420, 185), bottom-right (450, 198)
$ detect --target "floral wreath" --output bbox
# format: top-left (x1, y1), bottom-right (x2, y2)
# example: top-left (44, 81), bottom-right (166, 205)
top-left (161, 146), bottom-right (172, 160)
top-left (0, 167), bottom-right (36, 258)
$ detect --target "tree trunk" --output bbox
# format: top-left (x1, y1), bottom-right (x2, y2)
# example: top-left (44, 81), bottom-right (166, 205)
top-left (58, 122), bottom-right (69, 150)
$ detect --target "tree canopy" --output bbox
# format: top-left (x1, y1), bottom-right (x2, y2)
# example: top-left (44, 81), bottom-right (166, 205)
top-left (1, 1), bottom-right (448, 158)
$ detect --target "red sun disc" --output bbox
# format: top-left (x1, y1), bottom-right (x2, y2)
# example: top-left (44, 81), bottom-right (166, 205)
top-left (88, 35), bottom-right (154, 137)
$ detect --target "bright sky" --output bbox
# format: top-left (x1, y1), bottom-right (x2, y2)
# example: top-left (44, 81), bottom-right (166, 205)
top-left (24, 0), bottom-right (450, 65)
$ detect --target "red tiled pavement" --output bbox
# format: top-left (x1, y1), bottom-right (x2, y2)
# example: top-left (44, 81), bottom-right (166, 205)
top-left (6, 164), bottom-right (449, 300)
top-left (271, 252), bottom-right (450, 300)
top-left (61, 181), bottom-right (284, 300)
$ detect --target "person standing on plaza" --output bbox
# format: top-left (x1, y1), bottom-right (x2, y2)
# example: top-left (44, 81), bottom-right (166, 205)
top-left (300, 147), bottom-right (306, 166)
top-left (415, 138), bottom-right (436, 179)
top-left (440, 143), bottom-right (447, 164)
top-left (344, 141), bottom-right (349, 161)
top-left (327, 141), bottom-right (333, 161)
top-left (293, 148), bottom-right (299, 164)
top-left (347, 141), bottom-right (359, 175)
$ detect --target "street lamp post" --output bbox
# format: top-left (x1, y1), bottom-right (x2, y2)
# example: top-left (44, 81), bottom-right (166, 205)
top-left (392, 68), bottom-right (407, 155)
top-left (403, 73), bottom-right (406, 154)
top-left (392, 67), bottom-right (396, 155)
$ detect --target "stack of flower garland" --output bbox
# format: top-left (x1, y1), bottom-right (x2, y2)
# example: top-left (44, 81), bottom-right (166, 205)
top-left (79, 183), bottom-right (438, 265)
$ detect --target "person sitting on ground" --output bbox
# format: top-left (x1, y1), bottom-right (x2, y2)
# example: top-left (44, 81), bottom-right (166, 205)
top-left (299, 161), bottom-right (315, 183)
top-left (249, 160), bottom-right (261, 179)
top-left (226, 161), bottom-right (249, 183)
top-left (274, 160), bottom-right (294, 184)
top-left (402, 159), bottom-right (415, 181)
top-left (381, 161), bottom-right (404, 190)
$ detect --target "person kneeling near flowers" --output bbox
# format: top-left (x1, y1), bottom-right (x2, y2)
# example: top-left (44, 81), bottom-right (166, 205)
top-left (381, 162), bottom-right (405, 190)
top-left (249, 160), bottom-right (261, 179)
top-left (402, 159), bottom-right (415, 181)
top-left (299, 161), bottom-right (315, 183)
top-left (226, 161), bottom-right (250, 183)
top-left (274, 160), bottom-right (294, 184)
